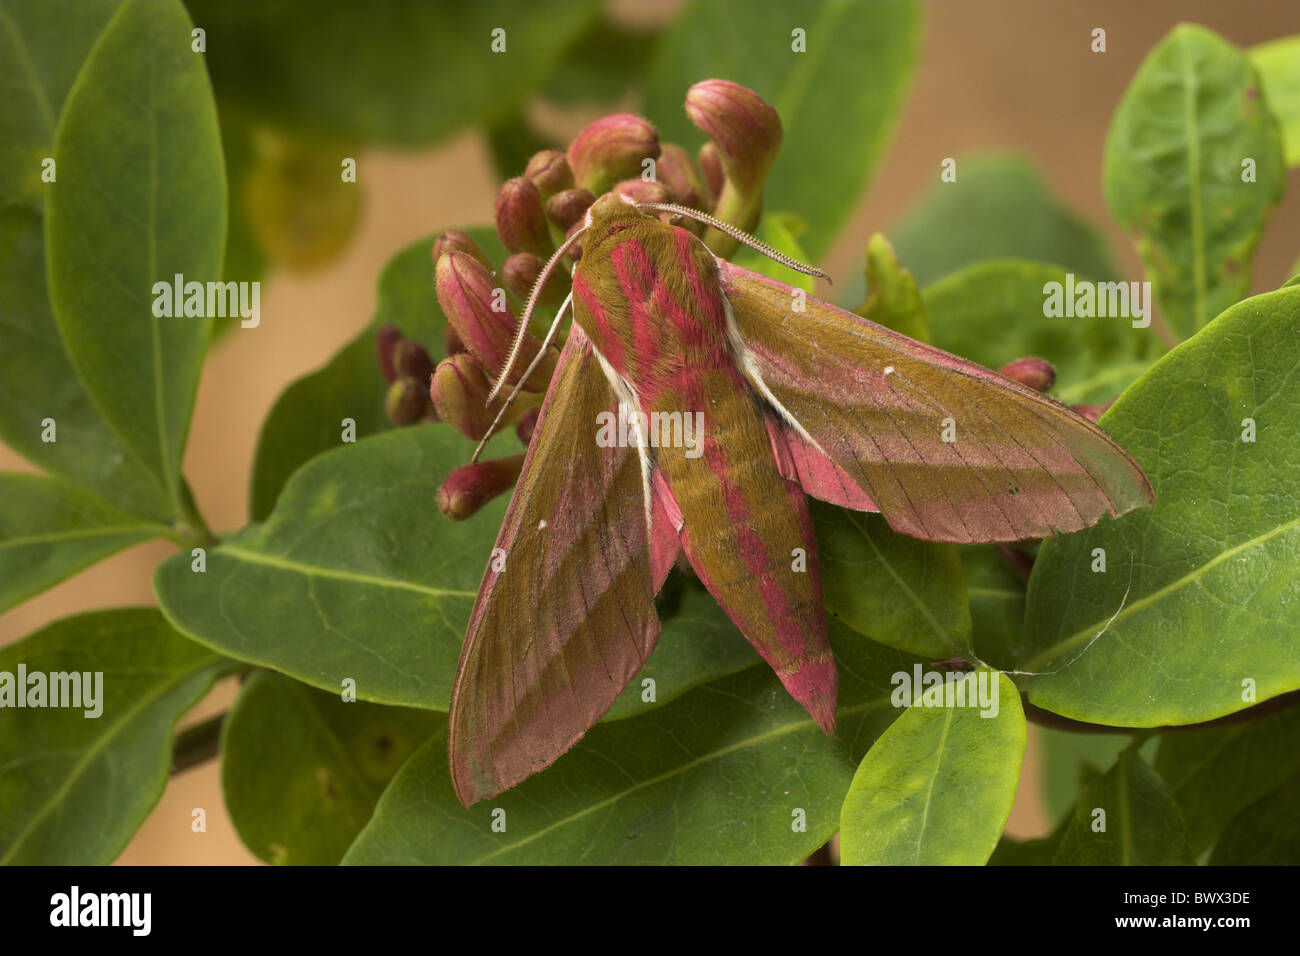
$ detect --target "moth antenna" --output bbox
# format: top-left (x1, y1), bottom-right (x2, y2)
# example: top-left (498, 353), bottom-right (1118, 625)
top-left (489, 226), bottom-right (587, 403)
top-left (636, 202), bottom-right (831, 282)
top-left (471, 290), bottom-right (573, 464)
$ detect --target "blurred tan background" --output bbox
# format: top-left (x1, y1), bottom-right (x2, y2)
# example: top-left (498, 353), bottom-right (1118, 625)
top-left (3, 0), bottom-right (1298, 865)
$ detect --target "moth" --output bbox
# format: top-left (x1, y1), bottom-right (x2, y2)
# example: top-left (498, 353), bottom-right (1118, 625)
top-left (447, 192), bottom-right (1153, 806)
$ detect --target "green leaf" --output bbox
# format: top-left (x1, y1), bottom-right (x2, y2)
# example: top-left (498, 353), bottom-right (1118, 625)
top-left (540, 11), bottom-right (660, 107)
top-left (1209, 773), bottom-right (1300, 865)
top-left (1051, 748), bottom-right (1190, 865)
top-left (840, 670), bottom-right (1025, 865)
top-left (220, 671), bottom-right (441, 865)
top-left (0, 608), bottom-right (229, 864)
top-left (1022, 286), bottom-right (1300, 726)
top-left (645, 0), bottom-right (921, 261)
top-left (0, 0), bottom-right (117, 210)
top-left (0, 208), bottom-right (171, 519)
top-left (731, 212), bottom-right (816, 292)
top-left (163, 424), bottom-right (757, 716)
top-left (854, 232), bottom-right (928, 342)
top-left (0, 471), bottom-right (166, 611)
top-left (959, 545), bottom-right (1026, 670)
top-left (814, 502), bottom-right (972, 661)
top-left (889, 154), bottom-right (1118, 289)
top-left (1252, 36), bottom-right (1300, 167)
top-left (343, 622), bottom-right (918, 865)
top-left (1104, 24), bottom-right (1285, 341)
top-left (189, 0), bottom-right (598, 145)
top-left (248, 228), bottom-right (502, 520)
top-left (45, 0), bottom-right (225, 519)
top-left (1154, 704), bottom-right (1300, 854)
top-left (922, 260), bottom-right (1154, 406)
top-left (605, 582), bottom-right (758, 720)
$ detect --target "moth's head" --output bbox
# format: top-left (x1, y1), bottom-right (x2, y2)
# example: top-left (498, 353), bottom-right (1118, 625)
top-left (580, 192), bottom-right (655, 256)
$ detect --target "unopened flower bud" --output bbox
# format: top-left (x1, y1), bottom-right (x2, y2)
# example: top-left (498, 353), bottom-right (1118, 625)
top-left (524, 149), bottom-right (573, 200)
top-left (699, 143), bottom-right (724, 205)
top-left (394, 340), bottom-right (434, 386)
top-left (566, 113), bottom-right (660, 195)
top-left (515, 405), bottom-right (541, 445)
top-left (657, 143), bottom-right (706, 209)
top-left (686, 80), bottom-right (781, 252)
top-left (432, 229), bottom-right (492, 271)
top-left (386, 377), bottom-right (428, 426)
top-left (438, 454), bottom-right (526, 521)
top-left (612, 178), bottom-right (671, 206)
top-left (546, 187), bottom-right (596, 232)
top-left (501, 252), bottom-right (567, 310)
top-left (435, 251), bottom-right (553, 390)
top-left (999, 357), bottom-right (1056, 393)
top-left (431, 353), bottom-right (501, 440)
top-left (376, 323), bottom-right (403, 384)
top-left (494, 177), bottom-right (552, 257)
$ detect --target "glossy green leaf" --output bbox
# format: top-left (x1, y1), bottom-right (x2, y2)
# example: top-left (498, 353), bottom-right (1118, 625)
top-left (855, 232), bottom-right (928, 343)
top-left (0, 471), bottom-right (167, 611)
top-left (1155, 704), bottom-right (1300, 854)
top-left (1209, 774), bottom-right (1300, 865)
top-left (249, 228), bottom-right (503, 520)
top-left (890, 154), bottom-right (1118, 289)
top-left (343, 623), bottom-right (918, 865)
top-left (163, 424), bottom-right (759, 716)
top-left (0, 0), bottom-right (117, 211)
top-left (1104, 24), bottom-right (1285, 341)
top-left (840, 670), bottom-right (1024, 865)
top-left (0, 208), bottom-right (170, 519)
top-left (922, 260), bottom-right (1154, 406)
top-left (45, 0), bottom-right (225, 518)
top-left (0, 608), bottom-right (229, 864)
top-left (1023, 287), bottom-right (1300, 726)
top-left (1252, 36), bottom-right (1300, 166)
top-left (1052, 749), bottom-right (1189, 865)
top-left (221, 671), bottom-right (441, 865)
top-left (189, 0), bottom-right (598, 145)
top-left (645, 0), bottom-right (920, 261)
top-left (814, 502), bottom-right (971, 661)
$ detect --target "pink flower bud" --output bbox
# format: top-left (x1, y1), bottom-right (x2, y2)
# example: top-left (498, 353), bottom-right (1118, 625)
top-left (998, 357), bottom-right (1056, 393)
top-left (431, 353), bottom-right (500, 440)
top-left (386, 378), bottom-right (428, 427)
top-left (656, 143), bottom-right (706, 209)
top-left (524, 149), bottom-right (574, 200)
top-left (439, 454), bottom-right (526, 521)
top-left (394, 339), bottom-right (434, 386)
top-left (376, 323), bottom-right (403, 384)
top-left (432, 229), bottom-right (491, 271)
top-left (612, 178), bottom-right (672, 206)
top-left (501, 252), bottom-right (568, 310)
top-left (546, 187), bottom-right (596, 232)
top-left (494, 177), bottom-right (552, 257)
top-left (686, 80), bottom-right (781, 251)
top-left (566, 113), bottom-right (660, 195)
top-left (515, 405), bottom-right (541, 445)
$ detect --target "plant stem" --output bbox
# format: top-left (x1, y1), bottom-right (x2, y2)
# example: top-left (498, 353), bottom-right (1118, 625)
top-left (172, 713), bottom-right (225, 774)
